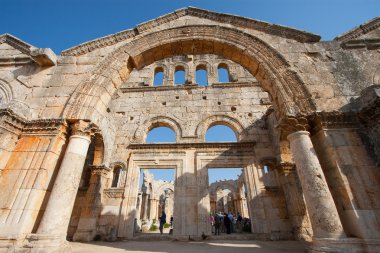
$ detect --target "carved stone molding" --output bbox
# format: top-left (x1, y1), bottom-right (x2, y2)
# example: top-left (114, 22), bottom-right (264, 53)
top-left (0, 108), bottom-right (26, 134)
top-left (104, 188), bottom-right (124, 199)
top-left (70, 120), bottom-right (98, 138)
top-left (0, 109), bottom-right (69, 136)
top-left (309, 111), bottom-right (360, 134)
top-left (23, 119), bottom-right (68, 136)
top-left (89, 165), bottom-right (111, 177)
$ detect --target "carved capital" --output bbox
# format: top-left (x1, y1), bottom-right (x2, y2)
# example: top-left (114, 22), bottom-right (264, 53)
top-left (277, 115), bottom-right (309, 139)
top-left (89, 165), bottom-right (111, 177)
top-left (70, 120), bottom-right (98, 138)
top-left (276, 162), bottom-right (296, 176)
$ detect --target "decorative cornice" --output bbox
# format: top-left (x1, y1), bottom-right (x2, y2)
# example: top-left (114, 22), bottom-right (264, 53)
top-left (0, 34), bottom-right (33, 55)
top-left (0, 108), bottom-right (26, 134)
top-left (0, 109), bottom-right (69, 136)
top-left (0, 34), bottom-right (57, 66)
top-left (341, 38), bottom-right (380, 50)
top-left (335, 17), bottom-right (380, 42)
top-left (104, 188), bottom-right (124, 199)
top-left (128, 142), bottom-right (255, 150)
top-left (23, 119), bottom-right (68, 136)
top-left (308, 111), bottom-right (360, 134)
top-left (61, 7), bottom-right (320, 57)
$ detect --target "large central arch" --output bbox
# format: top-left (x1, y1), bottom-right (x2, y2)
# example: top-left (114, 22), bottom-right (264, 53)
top-left (63, 25), bottom-right (316, 128)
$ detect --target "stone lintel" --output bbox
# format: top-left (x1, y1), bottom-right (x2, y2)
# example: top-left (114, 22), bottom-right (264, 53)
top-left (30, 48), bottom-right (57, 66)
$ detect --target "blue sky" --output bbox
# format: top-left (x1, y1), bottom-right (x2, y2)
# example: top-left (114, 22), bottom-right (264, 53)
top-left (1, 0), bottom-right (378, 54)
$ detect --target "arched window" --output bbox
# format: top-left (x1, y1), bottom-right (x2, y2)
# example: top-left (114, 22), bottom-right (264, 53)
top-left (146, 126), bottom-right (176, 143)
top-left (218, 63), bottom-right (230, 83)
top-left (153, 67), bottom-right (164, 86)
top-left (112, 166), bottom-right (122, 187)
top-left (174, 66), bottom-right (186, 85)
top-left (205, 125), bottom-right (237, 142)
top-left (196, 65), bottom-right (208, 86)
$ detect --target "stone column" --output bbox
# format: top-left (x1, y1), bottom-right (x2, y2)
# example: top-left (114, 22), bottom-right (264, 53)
top-left (31, 120), bottom-right (95, 251)
top-left (73, 165), bottom-right (110, 242)
top-left (287, 130), bottom-right (345, 239)
top-left (278, 162), bottom-right (313, 241)
top-left (142, 193), bottom-right (149, 220)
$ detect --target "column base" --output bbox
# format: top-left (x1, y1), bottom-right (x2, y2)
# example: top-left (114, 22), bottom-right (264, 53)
top-left (24, 234), bottom-right (71, 253)
top-left (309, 237), bottom-right (363, 253)
top-left (73, 230), bottom-right (94, 242)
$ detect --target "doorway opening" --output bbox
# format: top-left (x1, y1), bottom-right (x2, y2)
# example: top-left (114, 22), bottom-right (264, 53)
top-left (135, 168), bottom-right (176, 235)
top-left (208, 168), bottom-right (251, 234)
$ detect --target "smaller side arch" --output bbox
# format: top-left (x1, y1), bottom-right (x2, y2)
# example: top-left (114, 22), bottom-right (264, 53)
top-left (196, 115), bottom-right (244, 141)
top-left (133, 116), bottom-right (182, 143)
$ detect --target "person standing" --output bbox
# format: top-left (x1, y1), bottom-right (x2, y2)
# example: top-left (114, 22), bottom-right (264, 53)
top-left (224, 212), bottom-right (231, 234)
top-left (210, 213), bottom-right (215, 234)
top-left (159, 211), bottom-right (166, 235)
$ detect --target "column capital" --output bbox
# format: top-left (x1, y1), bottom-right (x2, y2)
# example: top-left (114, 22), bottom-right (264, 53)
top-left (89, 165), bottom-right (111, 176)
top-left (276, 162), bottom-right (296, 176)
top-left (277, 115), bottom-right (310, 139)
top-left (70, 120), bottom-right (98, 138)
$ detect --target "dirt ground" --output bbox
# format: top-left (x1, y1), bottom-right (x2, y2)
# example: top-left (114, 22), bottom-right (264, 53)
top-left (71, 240), bottom-right (308, 253)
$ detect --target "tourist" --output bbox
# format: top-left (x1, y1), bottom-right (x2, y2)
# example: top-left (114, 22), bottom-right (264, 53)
top-left (170, 216), bottom-right (173, 228)
top-left (224, 212), bottom-right (231, 234)
top-left (159, 211), bottom-right (166, 235)
top-left (214, 212), bottom-right (223, 235)
top-left (210, 212), bottom-right (215, 234)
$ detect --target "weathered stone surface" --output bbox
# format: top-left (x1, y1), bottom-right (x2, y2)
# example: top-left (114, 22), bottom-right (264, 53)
top-left (0, 7), bottom-right (379, 253)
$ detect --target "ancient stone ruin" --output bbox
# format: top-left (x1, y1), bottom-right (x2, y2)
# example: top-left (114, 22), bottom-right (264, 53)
top-left (0, 7), bottom-right (379, 253)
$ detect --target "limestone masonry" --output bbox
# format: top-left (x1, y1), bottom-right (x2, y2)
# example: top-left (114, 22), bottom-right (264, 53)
top-left (0, 7), bottom-right (379, 253)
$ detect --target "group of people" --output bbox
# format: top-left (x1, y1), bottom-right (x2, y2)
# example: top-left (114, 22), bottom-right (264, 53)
top-left (210, 212), bottom-right (249, 235)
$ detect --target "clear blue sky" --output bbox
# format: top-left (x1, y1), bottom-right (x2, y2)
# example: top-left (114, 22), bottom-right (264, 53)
top-left (1, 0), bottom-right (378, 54)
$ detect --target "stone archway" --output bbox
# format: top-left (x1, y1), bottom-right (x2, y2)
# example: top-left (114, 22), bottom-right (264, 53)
top-left (63, 25), bottom-right (315, 130)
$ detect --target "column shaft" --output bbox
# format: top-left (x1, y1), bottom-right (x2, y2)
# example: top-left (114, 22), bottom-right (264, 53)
top-left (37, 134), bottom-right (91, 235)
top-left (287, 131), bottom-right (345, 239)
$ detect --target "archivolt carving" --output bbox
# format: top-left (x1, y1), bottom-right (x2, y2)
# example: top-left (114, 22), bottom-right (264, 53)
top-left (133, 116), bottom-right (182, 143)
top-left (63, 25), bottom-right (315, 128)
top-left (196, 114), bottom-right (243, 141)
top-left (0, 79), bottom-right (13, 104)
